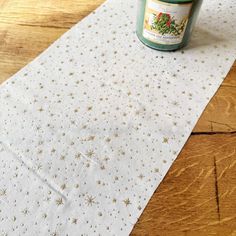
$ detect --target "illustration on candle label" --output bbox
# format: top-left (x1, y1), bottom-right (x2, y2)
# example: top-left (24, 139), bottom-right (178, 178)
top-left (143, 0), bottom-right (192, 45)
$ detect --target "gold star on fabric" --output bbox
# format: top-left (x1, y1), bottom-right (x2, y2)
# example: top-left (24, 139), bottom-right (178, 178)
top-left (163, 137), bottom-right (169, 143)
top-left (61, 184), bottom-right (66, 190)
top-left (37, 164), bottom-right (42, 170)
top-left (85, 195), bottom-right (96, 206)
top-left (105, 137), bottom-right (111, 142)
top-left (22, 208), bottom-right (29, 215)
top-left (123, 198), bottom-right (131, 206)
top-left (55, 198), bottom-right (63, 206)
top-left (138, 174), bottom-right (144, 179)
top-left (100, 165), bottom-right (105, 170)
top-left (98, 212), bottom-right (102, 217)
top-left (75, 153), bottom-right (81, 159)
top-left (0, 189), bottom-right (7, 196)
top-left (86, 150), bottom-right (94, 158)
top-left (87, 135), bottom-right (95, 141)
top-left (172, 101), bottom-right (178, 106)
top-left (72, 218), bottom-right (78, 224)
top-left (37, 149), bottom-right (43, 154)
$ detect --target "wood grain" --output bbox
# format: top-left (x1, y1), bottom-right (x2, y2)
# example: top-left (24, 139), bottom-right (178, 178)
top-left (0, 0), bottom-right (236, 235)
top-left (132, 134), bottom-right (236, 236)
top-left (0, 0), bottom-right (104, 84)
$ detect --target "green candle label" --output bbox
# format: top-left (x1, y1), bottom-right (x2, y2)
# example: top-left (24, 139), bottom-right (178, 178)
top-left (143, 0), bottom-right (192, 45)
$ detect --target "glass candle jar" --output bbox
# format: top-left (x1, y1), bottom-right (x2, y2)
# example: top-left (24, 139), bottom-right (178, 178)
top-left (136, 0), bottom-right (203, 51)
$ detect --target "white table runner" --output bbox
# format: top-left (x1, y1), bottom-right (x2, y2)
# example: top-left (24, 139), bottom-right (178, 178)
top-left (0, 0), bottom-right (236, 235)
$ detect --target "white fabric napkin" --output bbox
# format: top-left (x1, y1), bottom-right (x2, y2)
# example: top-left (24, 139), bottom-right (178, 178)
top-left (0, 0), bottom-right (235, 235)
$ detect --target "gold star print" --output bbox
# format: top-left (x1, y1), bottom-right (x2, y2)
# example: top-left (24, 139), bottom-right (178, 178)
top-left (72, 218), bottom-right (78, 224)
top-left (82, 125), bottom-right (87, 129)
top-left (0, 189), bottom-right (7, 196)
top-left (163, 137), bottom-right (169, 143)
top-left (37, 149), bottom-right (42, 154)
top-left (37, 164), bottom-right (42, 170)
top-left (75, 153), bottom-right (81, 159)
top-left (42, 213), bottom-right (47, 219)
top-left (13, 173), bottom-right (18, 178)
top-left (46, 196), bottom-right (51, 202)
top-left (154, 168), bottom-right (159, 173)
top-left (105, 137), bottom-right (111, 142)
top-left (61, 184), bottom-right (66, 190)
top-left (85, 195), bottom-right (96, 206)
top-left (87, 135), bottom-right (95, 141)
top-left (112, 198), bottom-right (117, 203)
top-left (86, 150), bottom-right (95, 158)
top-left (138, 174), bottom-right (144, 179)
top-left (104, 157), bottom-right (110, 162)
top-left (100, 165), bottom-right (105, 170)
top-left (38, 107), bottom-right (43, 112)
top-left (86, 163), bottom-right (90, 168)
top-left (123, 198), bottom-right (131, 206)
top-left (98, 212), bottom-right (102, 217)
top-left (55, 198), bottom-right (63, 206)
top-left (22, 208), bottom-right (29, 215)
top-left (87, 106), bottom-right (93, 111)
top-left (60, 155), bottom-right (65, 160)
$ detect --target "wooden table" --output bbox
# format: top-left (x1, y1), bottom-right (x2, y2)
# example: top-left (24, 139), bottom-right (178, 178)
top-left (0, 1), bottom-right (235, 235)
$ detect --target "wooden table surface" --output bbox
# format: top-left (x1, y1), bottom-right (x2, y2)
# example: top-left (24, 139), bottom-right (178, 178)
top-left (0, 1), bottom-right (235, 235)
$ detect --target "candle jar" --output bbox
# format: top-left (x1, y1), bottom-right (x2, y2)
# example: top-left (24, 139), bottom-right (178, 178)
top-left (136, 0), bottom-right (203, 51)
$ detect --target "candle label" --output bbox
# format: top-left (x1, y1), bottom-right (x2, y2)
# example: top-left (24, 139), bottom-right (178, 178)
top-left (143, 0), bottom-right (192, 45)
